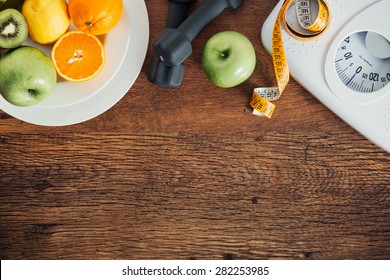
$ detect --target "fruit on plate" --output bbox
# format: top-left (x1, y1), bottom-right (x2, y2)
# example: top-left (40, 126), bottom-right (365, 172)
top-left (0, 46), bottom-right (57, 106)
top-left (68, 0), bottom-right (123, 35)
top-left (0, 8), bottom-right (28, 49)
top-left (51, 30), bottom-right (105, 82)
top-left (201, 31), bottom-right (256, 88)
top-left (22, 0), bottom-right (70, 45)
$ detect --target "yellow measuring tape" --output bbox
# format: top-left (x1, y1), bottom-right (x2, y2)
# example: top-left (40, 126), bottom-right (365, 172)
top-left (251, 0), bottom-right (331, 118)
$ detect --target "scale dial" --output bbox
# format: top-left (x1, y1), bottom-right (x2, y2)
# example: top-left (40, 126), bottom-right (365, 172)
top-left (335, 31), bottom-right (390, 93)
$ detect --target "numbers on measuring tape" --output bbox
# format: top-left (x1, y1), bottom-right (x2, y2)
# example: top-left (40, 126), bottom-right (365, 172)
top-left (296, 0), bottom-right (313, 28)
top-left (251, 0), bottom-right (330, 118)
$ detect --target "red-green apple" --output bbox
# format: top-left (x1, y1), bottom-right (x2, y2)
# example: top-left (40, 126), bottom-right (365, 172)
top-left (201, 31), bottom-right (256, 88)
top-left (0, 46), bottom-right (57, 106)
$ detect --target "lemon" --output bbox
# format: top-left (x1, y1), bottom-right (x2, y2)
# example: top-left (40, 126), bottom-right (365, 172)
top-left (22, 0), bottom-right (70, 45)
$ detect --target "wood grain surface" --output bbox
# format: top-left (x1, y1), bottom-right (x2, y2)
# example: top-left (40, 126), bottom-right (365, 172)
top-left (0, 0), bottom-right (389, 260)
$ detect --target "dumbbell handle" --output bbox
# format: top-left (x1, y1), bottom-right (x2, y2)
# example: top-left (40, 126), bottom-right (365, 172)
top-left (178, 0), bottom-right (235, 41)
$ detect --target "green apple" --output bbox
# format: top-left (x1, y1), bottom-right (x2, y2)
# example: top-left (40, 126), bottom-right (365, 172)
top-left (201, 31), bottom-right (256, 88)
top-left (0, 46), bottom-right (57, 106)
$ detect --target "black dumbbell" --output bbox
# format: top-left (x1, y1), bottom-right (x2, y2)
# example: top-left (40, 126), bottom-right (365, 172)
top-left (147, 0), bottom-right (196, 87)
top-left (152, 0), bottom-right (244, 67)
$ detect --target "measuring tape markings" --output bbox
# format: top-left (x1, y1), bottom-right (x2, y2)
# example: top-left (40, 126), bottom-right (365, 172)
top-left (251, 0), bottom-right (331, 118)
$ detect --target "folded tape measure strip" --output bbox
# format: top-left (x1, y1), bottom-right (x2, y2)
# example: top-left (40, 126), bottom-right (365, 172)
top-left (251, 0), bottom-right (331, 118)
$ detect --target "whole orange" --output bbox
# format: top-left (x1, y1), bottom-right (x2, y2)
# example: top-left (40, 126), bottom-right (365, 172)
top-left (68, 0), bottom-right (123, 35)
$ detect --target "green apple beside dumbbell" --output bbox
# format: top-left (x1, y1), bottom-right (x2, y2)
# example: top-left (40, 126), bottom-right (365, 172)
top-left (201, 31), bottom-right (256, 88)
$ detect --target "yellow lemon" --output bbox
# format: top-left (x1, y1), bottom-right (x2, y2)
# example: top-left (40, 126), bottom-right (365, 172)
top-left (22, 0), bottom-right (70, 45)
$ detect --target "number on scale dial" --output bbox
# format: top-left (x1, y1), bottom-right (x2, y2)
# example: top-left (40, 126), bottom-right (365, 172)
top-left (335, 31), bottom-right (390, 93)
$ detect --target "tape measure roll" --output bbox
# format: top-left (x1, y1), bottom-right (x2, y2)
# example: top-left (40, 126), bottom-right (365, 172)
top-left (251, 0), bottom-right (331, 118)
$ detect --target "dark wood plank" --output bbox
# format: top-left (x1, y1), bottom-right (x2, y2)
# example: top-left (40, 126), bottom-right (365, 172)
top-left (0, 0), bottom-right (389, 260)
top-left (0, 132), bottom-right (389, 259)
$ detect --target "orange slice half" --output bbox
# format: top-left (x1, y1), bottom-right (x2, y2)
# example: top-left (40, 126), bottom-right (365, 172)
top-left (51, 30), bottom-right (105, 82)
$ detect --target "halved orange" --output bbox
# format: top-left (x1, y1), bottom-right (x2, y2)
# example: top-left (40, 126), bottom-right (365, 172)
top-left (51, 30), bottom-right (105, 82)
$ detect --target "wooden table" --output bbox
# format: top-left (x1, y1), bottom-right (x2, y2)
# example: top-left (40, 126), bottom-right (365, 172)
top-left (1, 0), bottom-right (389, 260)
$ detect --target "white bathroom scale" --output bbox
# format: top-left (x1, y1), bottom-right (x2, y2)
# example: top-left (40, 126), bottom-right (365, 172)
top-left (262, 0), bottom-right (390, 152)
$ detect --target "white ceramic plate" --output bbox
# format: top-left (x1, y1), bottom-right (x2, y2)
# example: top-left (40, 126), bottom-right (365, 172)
top-left (0, 0), bottom-right (149, 126)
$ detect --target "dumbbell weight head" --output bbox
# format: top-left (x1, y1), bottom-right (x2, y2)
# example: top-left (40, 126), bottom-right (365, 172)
top-left (152, 28), bottom-right (192, 67)
top-left (162, 0), bottom-right (197, 65)
top-left (148, 56), bottom-right (185, 87)
top-left (148, 0), bottom-right (196, 87)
